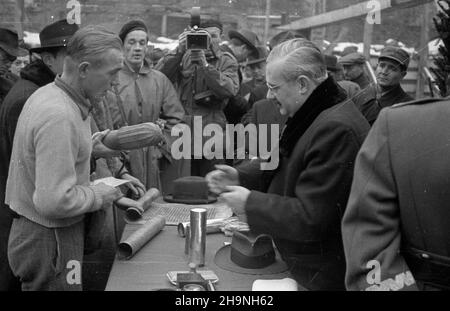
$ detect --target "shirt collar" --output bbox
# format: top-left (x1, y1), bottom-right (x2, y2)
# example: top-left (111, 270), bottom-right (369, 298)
top-left (377, 83), bottom-right (401, 98)
top-left (124, 59), bottom-right (151, 75)
top-left (54, 76), bottom-right (92, 120)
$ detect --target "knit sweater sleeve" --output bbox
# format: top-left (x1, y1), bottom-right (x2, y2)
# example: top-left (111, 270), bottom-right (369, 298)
top-left (33, 110), bottom-right (100, 219)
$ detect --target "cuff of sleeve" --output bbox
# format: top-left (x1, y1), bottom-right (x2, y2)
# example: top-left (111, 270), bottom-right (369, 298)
top-left (244, 190), bottom-right (266, 233)
top-left (91, 186), bottom-right (124, 210)
top-left (115, 167), bottom-right (129, 179)
top-left (237, 166), bottom-right (258, 190)
top-left (90, 187), bottom-right (105, 211)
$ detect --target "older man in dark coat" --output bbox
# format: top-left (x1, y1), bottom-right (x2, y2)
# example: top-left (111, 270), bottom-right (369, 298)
top-left (207, 39), bottom-right (370, 290)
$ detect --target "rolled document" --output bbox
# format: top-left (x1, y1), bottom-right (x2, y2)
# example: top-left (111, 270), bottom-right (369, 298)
top-left (177, 218), bottom-right (225, 237)
top-left (102, 122), bottom-right (165, 150)
top-left (118, 215), bottom-right (166, 259)
top-left (125, 188), bottom-right (160, 222)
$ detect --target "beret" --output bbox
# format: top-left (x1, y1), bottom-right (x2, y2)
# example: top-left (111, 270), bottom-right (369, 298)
top-left (119, 20), bottom-right (148, 43)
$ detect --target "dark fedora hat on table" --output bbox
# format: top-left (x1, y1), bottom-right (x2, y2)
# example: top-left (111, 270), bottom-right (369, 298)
top-left (214, 231), bottom-right (288, 275)
top-left (30, 19), bottom-right (79, 53)
top-left (163, 176), bottom-right (217, 204)
top-left (0, 28), bottom-right (28, 57)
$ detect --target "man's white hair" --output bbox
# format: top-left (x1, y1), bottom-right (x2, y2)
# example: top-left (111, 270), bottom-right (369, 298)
top-left (267, 38), bottom-right (327, 83)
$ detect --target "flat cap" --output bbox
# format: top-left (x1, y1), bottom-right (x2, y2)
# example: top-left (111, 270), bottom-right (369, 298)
top-left (379, 46), bottom-right (410, 70)
top-left (338, 52), bottom-right (366, 65)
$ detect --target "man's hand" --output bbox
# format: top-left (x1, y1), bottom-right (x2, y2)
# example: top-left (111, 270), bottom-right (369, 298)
top-left (0, 63), bottom-right (10, 75)
top-left (205, 164), bottom-right (240, 194)
top-left (189, 49), bottom-right (208, 67)
top-left (220, 185), bottom-right (250, 219)
top-left (92, 129), bottom-right (121, 158)
top-left (177, 30), bottom-right (190, 54)
top-left (155, 118), bottom-right (167, 130)
top-left (115, 197), bottom-right (141, 211)
top-left (120, 173), bottom-right (146, 198)
top-left (94, 182), bottom-right (124, 209)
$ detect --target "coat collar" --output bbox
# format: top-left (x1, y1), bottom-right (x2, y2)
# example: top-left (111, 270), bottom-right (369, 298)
top-left (377, 83), bottom-right (403, 98)
top-left (20, 59), bottom-right (55, 87)
top-left (54, 76), bottom-right (91, 120)
top-left (123, 59), bottom-right (152, 75)
top-left (279, 76), bottom-right (348, 157)
top-left (377, 84), bottom-right (409, 108)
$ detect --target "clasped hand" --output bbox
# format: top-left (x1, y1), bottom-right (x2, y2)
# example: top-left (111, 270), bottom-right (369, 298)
top-left (92, 129), bottom-right (121, 158)
top-left (205, 165), bottom-right (250, 216)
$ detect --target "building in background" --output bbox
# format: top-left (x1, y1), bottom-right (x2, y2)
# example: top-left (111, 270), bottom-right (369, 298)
top-left (0, 0), bottom-right (433, 48)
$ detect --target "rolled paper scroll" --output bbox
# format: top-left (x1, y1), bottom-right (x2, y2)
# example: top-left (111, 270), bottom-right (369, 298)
top-left (102, 122), bottom-right (165, 150)
top-left (118, 215), bottom-right (166, 259)
top-left (177, 218), bottom-right (226, 237)
top-left (125, 188), bottom-right (160, 222)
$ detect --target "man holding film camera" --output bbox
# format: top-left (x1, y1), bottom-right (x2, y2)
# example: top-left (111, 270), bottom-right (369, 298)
top-left (157, 15), bottom-right (239, 177)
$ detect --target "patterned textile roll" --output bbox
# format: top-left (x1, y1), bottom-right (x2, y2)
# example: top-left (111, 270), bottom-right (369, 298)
top-left (103, 122), bottom-right (165, 150)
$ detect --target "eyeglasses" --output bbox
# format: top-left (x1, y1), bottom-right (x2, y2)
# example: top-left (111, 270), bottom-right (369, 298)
top-left (266, 81), bottom-right (285, 94)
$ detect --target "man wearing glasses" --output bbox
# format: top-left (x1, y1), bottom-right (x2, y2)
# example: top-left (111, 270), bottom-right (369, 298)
top-left (206, 39), bottom-right (370, 290)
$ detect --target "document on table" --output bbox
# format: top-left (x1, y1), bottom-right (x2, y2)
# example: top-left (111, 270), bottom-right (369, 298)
top-left (127, 197), bottom-right (233, 226)
top-left (91, 177), bottom-right (130, 188)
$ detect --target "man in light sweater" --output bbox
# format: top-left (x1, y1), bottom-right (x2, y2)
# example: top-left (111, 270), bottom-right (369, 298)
top-left (5, 26), bottom-right (124, 291)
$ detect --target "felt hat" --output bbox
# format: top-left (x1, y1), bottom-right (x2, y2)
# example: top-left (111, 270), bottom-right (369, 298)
top-left (29, 19), bottom-right (79, 53)
top-left (338, 52), bottom-right (366, 66)
top-left (163, 176), bottom-right (217, 204)
top-left (324, 54), bottom-right (340, 72)
top-left (341, 45), bottom-right (358, 57)
top-left (214, 231), bottom-right (288, 275)
top-left (379, 46), bottom-right (410, 70)
top-left (0, 28), bottom-right (28, 57)
top-left (228, 29), bottom-right (260, 56)
top-left (245, 45), bottom-right (268, 66)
